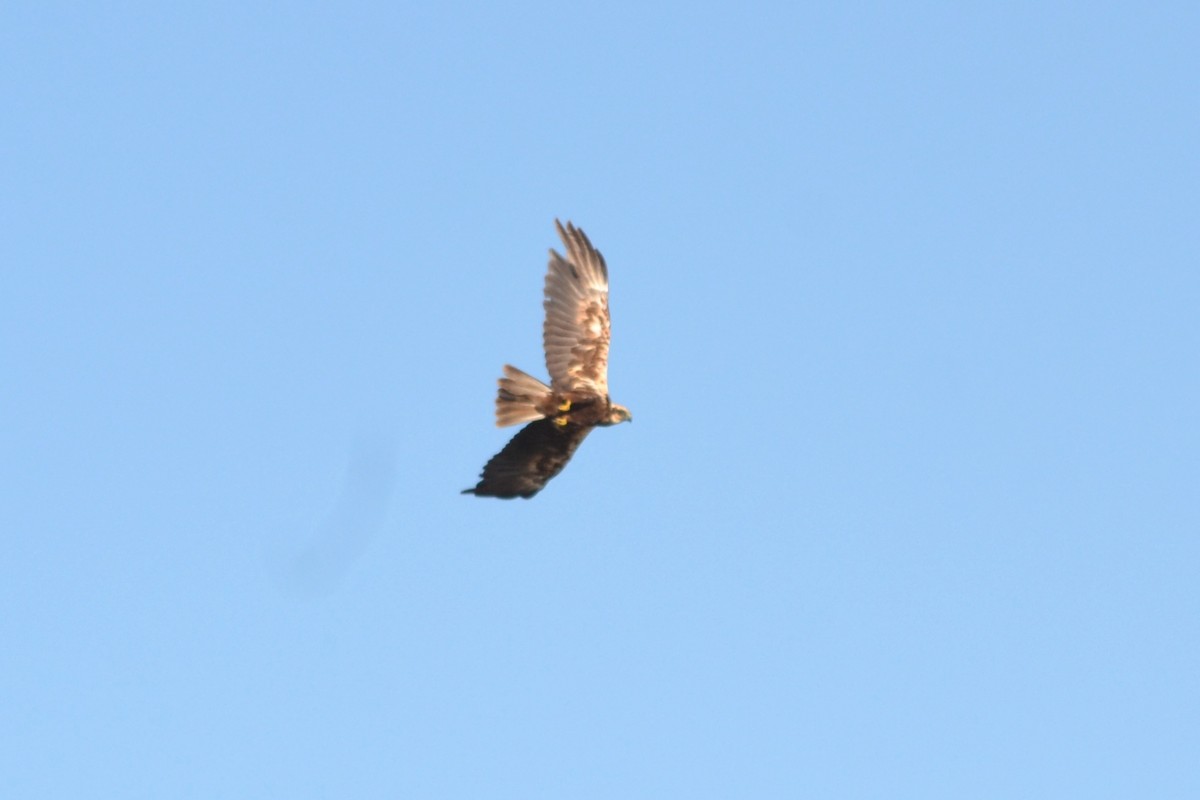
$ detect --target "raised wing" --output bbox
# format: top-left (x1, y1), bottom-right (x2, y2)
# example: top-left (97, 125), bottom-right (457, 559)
top-left (543, 220), bottom-right (611, 395)
top-left (461, 418), bottom-right (593, 499)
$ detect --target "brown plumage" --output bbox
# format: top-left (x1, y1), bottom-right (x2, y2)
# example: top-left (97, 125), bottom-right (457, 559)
top-left (463, 220), bottom-right (632, 499)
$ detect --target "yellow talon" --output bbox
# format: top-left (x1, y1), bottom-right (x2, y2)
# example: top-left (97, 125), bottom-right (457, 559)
top-left (554, 416), bottom-right (569, 427)
top-left (557, 399), bottom-right (572, 412)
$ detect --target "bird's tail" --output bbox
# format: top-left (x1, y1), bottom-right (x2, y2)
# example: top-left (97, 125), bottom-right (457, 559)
top-left (494, 365), bottom-right (553, 427)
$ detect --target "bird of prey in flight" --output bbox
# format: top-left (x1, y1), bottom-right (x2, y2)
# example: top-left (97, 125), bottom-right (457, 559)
top-left (463, 220), bottom-right (632, 499)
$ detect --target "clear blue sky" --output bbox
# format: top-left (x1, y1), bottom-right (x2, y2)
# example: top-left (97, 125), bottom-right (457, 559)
top-left (2, 2), bottom-right (1197, 797)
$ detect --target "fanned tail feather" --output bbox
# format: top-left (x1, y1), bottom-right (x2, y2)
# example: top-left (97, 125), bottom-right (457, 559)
top-left (495, 365), bottom-right (552, 427)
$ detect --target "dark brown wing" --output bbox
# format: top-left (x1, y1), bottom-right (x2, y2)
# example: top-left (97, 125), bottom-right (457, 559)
top-left (462, 418), bottom-right (593, 499)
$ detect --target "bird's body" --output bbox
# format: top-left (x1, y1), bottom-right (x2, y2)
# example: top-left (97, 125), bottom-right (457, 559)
top-left (463, 221), bottom-right (631, 499)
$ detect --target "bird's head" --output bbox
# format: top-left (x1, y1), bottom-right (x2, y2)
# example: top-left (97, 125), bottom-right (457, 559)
top-left (603, 404), bottom-right (633, 426)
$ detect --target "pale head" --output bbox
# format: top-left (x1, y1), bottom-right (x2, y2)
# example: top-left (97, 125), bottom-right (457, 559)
top-left (601, 404), bottom-right (633, 426)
